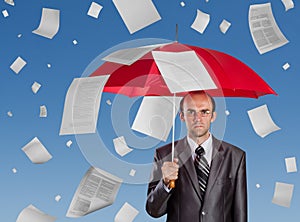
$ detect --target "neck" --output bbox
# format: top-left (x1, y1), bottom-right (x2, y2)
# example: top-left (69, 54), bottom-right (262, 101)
top-left (190, 132), bottom-right (210, 145)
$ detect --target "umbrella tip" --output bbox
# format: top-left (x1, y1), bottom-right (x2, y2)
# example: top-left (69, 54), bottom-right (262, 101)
top-left (175, 24), bottom-right (178, 42)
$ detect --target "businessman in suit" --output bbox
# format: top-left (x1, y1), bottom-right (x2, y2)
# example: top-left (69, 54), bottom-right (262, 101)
top-left (146, 90), bottom-right (247, 222)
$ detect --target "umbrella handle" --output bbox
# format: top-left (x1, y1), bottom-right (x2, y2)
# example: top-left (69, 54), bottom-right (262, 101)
top-left (169, 180), bottom-right (175, 188)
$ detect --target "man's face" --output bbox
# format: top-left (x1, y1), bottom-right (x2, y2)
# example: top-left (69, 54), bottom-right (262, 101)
top-left (180, 93), bottom-right (216, 142)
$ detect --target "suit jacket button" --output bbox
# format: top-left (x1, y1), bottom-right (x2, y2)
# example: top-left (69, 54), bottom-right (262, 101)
top-left (202, 211), bottom-right (206, 215)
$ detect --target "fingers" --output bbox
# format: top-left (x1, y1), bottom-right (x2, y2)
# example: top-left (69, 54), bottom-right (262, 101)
top-left (161, 159), bottom-right (179, 185)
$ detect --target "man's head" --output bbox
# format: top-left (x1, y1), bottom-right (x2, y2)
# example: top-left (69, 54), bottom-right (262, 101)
top-left (179, 91), bottom-right (216, 144)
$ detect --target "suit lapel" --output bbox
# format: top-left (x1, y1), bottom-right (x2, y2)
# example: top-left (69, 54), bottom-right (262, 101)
top-left (176, 138), bottom-right (202, 201)
top-left (204, 137), bottom-right (224, 199)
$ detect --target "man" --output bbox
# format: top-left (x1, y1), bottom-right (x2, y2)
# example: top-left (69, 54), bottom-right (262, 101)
top-left (146, 90), bottom-right (247, 222)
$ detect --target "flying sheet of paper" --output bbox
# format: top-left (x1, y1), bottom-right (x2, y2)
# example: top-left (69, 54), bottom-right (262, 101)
top-left (285, 157), bottom-right (297, 173)
top-left (10, 56), bottom-right (27, 74)
top-left (66, 166), bottom-right (123, 218)
top-left (66, 140), bottom-right (73, 148)
top-left (282, 62), bottom-right (290, 70)
top-left (112, 0), bottom-right (161, 34)
top-left (87, 2), bottom-right (103, 19)
top-left (2, 9), bottom-right (9, 17)
top-left (102, 43), bottom-right (167, 65)
top-left (272, 182), bottom-right (294, 208)
top-left (248, 3), bottom-right (289, 54)
top-left (180, 1), bottom-right (185, 7)
top-left (55, 195), bottom-right (61, 202)
top-left (114, 202), bottom-right (139, 222)
top-left (219, 19), bottom-right (231, 34)
top-left (106, 99), bottom-right (112, 105)
top-left (281, 0), bottom-right (294, 11)
top-left (5, 0), bottom-right (15, 6)
top-left (32, 81), bottom-right (41, 94)
top-left (59, 75), bottom-right (109, 135)
top-left (16, 204), bottom-right (56, 222)
top-left (12, 168), bottom-right (17, 173)
top-left (152, 51), bottom-right (217, 93)
top-left (131, 96), bottom-right (182, 141)
top-left (32, 8), bottom-right (60, 39)
top-left (113, 136), bottom-right (133, 157)
top-left (7, 111), bottom-right (13, 117)
top-left (129, 169), bottom-right (136, 177)
top-left (247, 104), bottom-right (281, 138)
top-left (191, 9), bottom-right (210, 34)
top-left (73, 39), bottom-right (78, 45)
top-left (22, 137), bottom-right (52, 164)
top-left (40, 105), bottom-right (47, 118)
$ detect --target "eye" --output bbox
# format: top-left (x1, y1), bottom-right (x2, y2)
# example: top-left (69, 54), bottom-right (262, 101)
top-left (201, 109), bottom-right (211, 115)
top-left (187, 109), bottom-right (196, 115)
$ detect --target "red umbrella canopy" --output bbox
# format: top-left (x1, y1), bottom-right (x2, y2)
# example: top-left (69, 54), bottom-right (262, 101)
top-left (90, 42), bottom-right (277, 98)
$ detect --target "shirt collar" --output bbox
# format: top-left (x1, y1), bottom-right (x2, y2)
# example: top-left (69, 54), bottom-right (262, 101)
top-left (187, 134), bottom-right (213, 165)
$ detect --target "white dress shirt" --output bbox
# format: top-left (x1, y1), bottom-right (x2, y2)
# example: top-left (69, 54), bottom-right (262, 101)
top-left (187, 133), bottom-right (213, 166)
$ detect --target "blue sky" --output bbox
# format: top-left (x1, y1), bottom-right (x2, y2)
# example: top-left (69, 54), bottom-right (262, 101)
top-left (0, 0), bottom-right (299, 221)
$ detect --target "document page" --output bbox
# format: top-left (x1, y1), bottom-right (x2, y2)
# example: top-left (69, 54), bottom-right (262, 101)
top-left (59, 75), bottom-right (109, 135)
top-left (66, 166), bottom-right (123, 218)
top-left (249, 3), bottom-right (289, 54)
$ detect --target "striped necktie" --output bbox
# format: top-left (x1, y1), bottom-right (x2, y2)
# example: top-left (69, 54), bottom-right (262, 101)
top-left (194, 146), bottom-right (210, 201)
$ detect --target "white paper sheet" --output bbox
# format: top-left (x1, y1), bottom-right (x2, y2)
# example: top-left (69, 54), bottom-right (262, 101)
top-left (113, 136), bottom-right (133, 157)
top-left (12, 168), bottom-right (17, 173)
top-left (66, 140), bottom-right (73, 148)
top-left (112, 0), bottom-right (161, 34)
top-left (32, 81), bottom-right (41, 94)
top-left (152, 51), bottom-right (217, 93)
top-left (73, 39), bottom-right (78, 45)
top-left (2, 9), bottom-right (9, 17)
top-left (7, 111), bottom-right (13, 117)
top-left (219, 19), bottom-right (231, 34)
top-left (282, 62), bottom-right (290, 70)
top-left (10, 56), bottom-right (27, 74)
top-left (247, 104), bottom-right (281, 138)
top-left (106, 99), bottom-right (112, 105)
top-left (114, 202), bottom-right (139, 222)
top-left (129, 169), bottom-right (136, 177)
top-left (102, 43), bottom-right (167, 65)
top-left (285, 157), bottom-right (297, 173)
top-left (55, 195), bottom-right (61, 202)
top-left (32, 8), bottom-right (60, 39)
top-left (22, 137), bottom-right (52, 164)
top-left (248, 3), bottom-right (289, 54)
top-left (281, 0), bottom-right (294, 11)
top-left (191, 9), bottom-right (210, 34)
top-left (40, 105), bottom-right (47, 118)
top-left (16, 204), bottom-right (56, 222)
top-left (180, 1), bottom-right (185, 7)
top-left (66, 167), bottom-right (123, 218)
top-left (272, 182), bottom-right (294, 208)
top-left (131, 96), bottom-right (182, 141)
top-left (256, 183), bottom-right (261, 188)
top-left (87, 2), bottom-right (103, 19)
top-left (5, 0), bottom-right (15, 6)
top-left (59, 75), bottom-right (109, 135)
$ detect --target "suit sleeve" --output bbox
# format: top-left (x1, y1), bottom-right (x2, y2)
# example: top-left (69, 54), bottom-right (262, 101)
top-left (145, 150), bottom-right (173, 218)
top-left (234, 152), bottom-right (247, 222)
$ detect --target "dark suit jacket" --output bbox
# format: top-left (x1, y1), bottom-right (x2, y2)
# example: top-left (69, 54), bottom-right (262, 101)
top-left (146, 136), bottom-right (247, 222)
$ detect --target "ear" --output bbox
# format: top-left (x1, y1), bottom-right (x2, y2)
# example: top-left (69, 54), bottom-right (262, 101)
top-left (180, 112), bottom-right (185, 122)
top-left (210, 111), bottom-right (217, 123)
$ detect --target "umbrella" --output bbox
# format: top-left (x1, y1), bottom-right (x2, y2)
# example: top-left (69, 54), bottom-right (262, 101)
top-left (90, 42), bottom-right (277, 98)
top-left (89, 41), bottom-right (277, 187)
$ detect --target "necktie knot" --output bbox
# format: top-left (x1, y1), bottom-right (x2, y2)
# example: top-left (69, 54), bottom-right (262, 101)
top-left (195, 146), bottom-right (205, 156)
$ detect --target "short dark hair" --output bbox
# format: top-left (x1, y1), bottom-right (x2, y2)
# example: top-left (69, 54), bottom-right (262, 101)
top-left (179, 90), bottom-right (216, 113)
